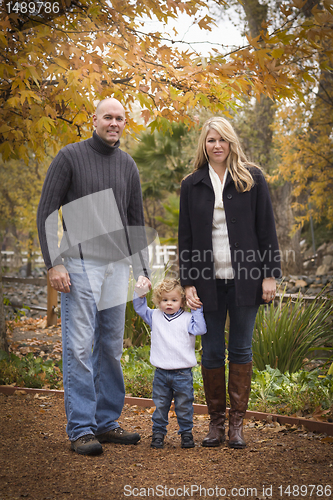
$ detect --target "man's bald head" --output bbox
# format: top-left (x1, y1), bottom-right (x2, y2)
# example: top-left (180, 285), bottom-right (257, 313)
top-left (95, 98), bottom-right (125, 117)
top-left (93, 98), bottom-right (126, 146)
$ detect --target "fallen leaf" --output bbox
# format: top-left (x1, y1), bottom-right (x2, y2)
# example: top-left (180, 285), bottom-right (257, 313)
top-left (310, 406), bottom-right (331, 422)
top-left (36, 318), bottom-right (47, 329)
top-left (321, 436), bottom-right (333, 443)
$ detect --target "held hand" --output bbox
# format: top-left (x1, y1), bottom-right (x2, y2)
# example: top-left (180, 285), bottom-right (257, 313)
top-left (134, 275), bottom-right (152, 297)
top-left (262, 277), bottom-right (276, 303)
top-left (48, 265), bottom-right (71, 293)
top-left (185, 285), bottom-right (202, 310)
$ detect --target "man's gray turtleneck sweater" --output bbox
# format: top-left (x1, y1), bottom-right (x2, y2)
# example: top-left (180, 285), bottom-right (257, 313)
top-left (37, 131), bottom-right (149, 278)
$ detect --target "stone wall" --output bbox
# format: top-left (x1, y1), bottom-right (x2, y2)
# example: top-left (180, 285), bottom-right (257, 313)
top-left (280, 241), bottom-right (333, 297)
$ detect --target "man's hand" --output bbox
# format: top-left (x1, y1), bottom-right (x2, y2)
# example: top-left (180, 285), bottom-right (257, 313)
top-left (48, 265), bottom-right (71, 293)
top-left (134, 275), bottom-right (151, 297)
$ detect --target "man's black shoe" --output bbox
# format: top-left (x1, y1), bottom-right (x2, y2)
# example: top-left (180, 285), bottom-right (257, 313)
top-left (71, 434), bottom-right (103, 455)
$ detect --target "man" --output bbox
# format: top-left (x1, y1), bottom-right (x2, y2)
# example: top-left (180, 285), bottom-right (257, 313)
top-left (37, 98), bottom-right (151, 455)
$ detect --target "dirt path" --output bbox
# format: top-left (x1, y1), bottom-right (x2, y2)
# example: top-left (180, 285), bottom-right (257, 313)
top-left (1, 391), bottom-right (333, 500)
top-left (2, 319), bottom-right (333, 499)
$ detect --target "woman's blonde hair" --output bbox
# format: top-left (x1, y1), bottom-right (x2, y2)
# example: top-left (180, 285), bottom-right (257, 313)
top-left (152, 278), bottom-right (186, 309)
top-left (193, 117), bottom-right (259, 192)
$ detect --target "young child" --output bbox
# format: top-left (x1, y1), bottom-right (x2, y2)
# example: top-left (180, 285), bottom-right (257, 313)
top-left (133, 278), bottom-right (206, 449)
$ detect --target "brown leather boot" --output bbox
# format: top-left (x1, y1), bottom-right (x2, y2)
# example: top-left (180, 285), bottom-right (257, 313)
top-left (228, 362), bottom-right (252, 449)
top-left (201, 366), bottom-right (226, 447)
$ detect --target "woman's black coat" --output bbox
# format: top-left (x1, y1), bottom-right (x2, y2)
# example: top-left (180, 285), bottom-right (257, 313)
top-left (178, 164), bottom-right (281, 311)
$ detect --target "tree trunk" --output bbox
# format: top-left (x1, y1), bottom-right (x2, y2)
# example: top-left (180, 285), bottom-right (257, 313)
top-left (240, 0), bottom-right (302, 273)
top-left (269, 183), bottom-right (303, 275)
top-left (0, 252), bottom-right (8, 353)
top-left (26, 232), bottom-right (34, 277)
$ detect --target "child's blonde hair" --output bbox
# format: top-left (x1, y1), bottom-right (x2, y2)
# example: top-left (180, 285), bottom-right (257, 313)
top-left (152, 278), bottom-right (186, 309)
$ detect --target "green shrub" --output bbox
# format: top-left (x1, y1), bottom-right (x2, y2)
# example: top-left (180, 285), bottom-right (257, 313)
top-left (121, 348), bottom-right (333, 418)
top-left (192, 363), bottom-right (206, 404)
top-left (0, 350), bottom-right (63, 389)
top-left (124, 266), bottom-right (168, 346)
top-left (121, 346), bottom-right (154, 398)
top-left (2, 346), bottom-right (332, 419)
top-left (250, 365), bottom-right (333, 416)
top-left (253, 292), bottom-right (333, 373)
top-left (124, 299), bottom-right (151, 347)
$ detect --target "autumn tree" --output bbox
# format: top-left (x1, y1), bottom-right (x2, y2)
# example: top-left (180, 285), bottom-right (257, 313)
top-left (211, 0), bottom-right (333, 273)
top-left (1, 0), bottom-right (333, 266)
top-left (0, 153), bottom-right (50, 262)
top-left (2, 0), bottom-right (331, 163)
top-left (271, 10), bottom-right (333, 234)
top-left (269, 3), bottom-right (333, 272)
top-left (0, 0), bottom-right (250, 163)
top-left (0, 0), bottom-right (292, 232)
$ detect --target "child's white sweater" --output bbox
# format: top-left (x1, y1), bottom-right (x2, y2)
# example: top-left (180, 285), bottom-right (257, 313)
top-left (133, 295), bottom-right (206, 370)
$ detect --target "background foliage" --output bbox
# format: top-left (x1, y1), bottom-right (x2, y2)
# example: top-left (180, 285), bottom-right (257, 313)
top-left (1, 1), bottom-right (333, 404)
top-left (2, 346), bottom-right (332, 419)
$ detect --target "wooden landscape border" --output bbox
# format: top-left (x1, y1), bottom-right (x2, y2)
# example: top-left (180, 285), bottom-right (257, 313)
top-left (1, 385), bottom-right (332, 436)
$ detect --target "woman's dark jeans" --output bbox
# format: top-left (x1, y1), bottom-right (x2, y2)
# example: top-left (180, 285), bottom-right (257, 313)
top-left (202, 279), bottom-right (259, 369)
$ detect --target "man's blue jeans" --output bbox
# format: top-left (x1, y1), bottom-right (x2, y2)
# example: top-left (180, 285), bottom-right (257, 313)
top-left (152, 367), bottom-right (194, 435)
top-left (202, 279), bottom-right (259, 369)
top-left (61, 258), bottom-right (129, 441)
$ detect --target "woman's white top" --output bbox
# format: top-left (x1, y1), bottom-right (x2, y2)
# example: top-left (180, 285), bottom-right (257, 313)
top-left (208, 164), bottom-right (234, 279)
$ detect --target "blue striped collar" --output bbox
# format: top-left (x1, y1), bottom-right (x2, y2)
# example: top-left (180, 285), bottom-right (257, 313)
top-left (163, 308), bottom-right (184, 322)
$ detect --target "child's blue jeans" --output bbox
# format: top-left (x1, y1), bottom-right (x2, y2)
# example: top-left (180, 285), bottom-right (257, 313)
top-left (152, 367), bottom-right (194, 435)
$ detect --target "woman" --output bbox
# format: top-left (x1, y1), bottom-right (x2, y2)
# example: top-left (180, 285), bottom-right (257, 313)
top-left (178, 117), bottom-right (281, 449)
